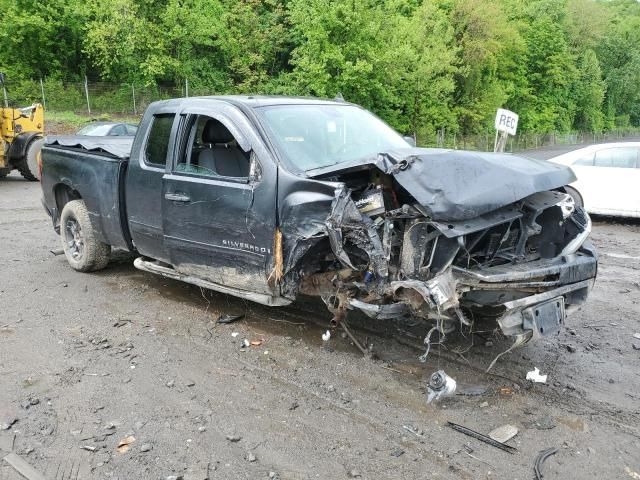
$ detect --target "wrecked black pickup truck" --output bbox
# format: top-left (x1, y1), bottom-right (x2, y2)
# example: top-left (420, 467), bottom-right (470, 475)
top-left (41, 96), bottom-right (596, 349)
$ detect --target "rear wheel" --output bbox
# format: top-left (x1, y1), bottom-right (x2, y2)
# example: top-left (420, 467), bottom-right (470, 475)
top-left (60, 200), bottom-right (111, 272)
top-left (17, 137), bottom-right (44, 181)
top-left (564, 186), bottom-right (584, 208)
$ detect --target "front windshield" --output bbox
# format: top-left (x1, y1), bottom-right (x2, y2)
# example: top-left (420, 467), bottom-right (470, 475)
top-left (77, 124), bottom-right (113, 136)
top-left (257, 104), bottom-right (409, 171)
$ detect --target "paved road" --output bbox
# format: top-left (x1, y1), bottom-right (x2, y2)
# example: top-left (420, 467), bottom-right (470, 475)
top-left (1, 174), bottom-right (639, 480)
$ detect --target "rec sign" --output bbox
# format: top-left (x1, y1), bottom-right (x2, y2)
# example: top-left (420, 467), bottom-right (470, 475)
top-left (495, 108), bottom-right (519, 135)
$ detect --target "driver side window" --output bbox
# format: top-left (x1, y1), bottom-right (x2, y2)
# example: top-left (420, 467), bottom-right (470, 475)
top-left (175, 115), bottom-right (251, 179)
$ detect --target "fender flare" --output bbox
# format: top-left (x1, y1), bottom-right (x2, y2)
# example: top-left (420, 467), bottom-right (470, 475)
top-left (8, 132), bottom-right (43, 160)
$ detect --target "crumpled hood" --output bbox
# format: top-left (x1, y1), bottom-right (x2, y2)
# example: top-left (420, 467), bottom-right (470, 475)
top-left (308, 147), bottom-right (576, 221)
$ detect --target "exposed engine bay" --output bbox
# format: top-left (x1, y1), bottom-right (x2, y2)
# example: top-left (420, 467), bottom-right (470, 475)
top-left (288, 150), bottom-right (597, 353)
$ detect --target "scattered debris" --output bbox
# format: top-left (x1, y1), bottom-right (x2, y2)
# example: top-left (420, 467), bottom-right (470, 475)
top-left (80, 445), bottom-right (96, 452)
top-left (479, 401), bottom-right (489, 408)
top-left (488, 424), bottom-right (518, 443)
top-left (246, 452), bottom-right (257, 462)
top-left (426, 370), bottom-right (457, 403)
top-left (347, 469), bottom-right (362, 478)
top-left (250, 339), bottom-right (263, 347)
top-left (498, 386), bottom-right (514, 397)
top-left (113, 318), bottom-right (132, 328)
top-left (231, 332), bottom-right (239, 338)
top-left (241, 339), bottom-right (250, 348)
top-left (2, 452), bottom-right (47, 480)
top-left (225, 435), bottom-right (242, 442)
top-left (0, 414), bottom-right (17, 431)
top-left (0, 434), bottom-right (15, 453)
top-left (633, 343), bottom-right (640, 351)
top-left (447, 422), bottom-right (517, 454)
top-left (566, 344), bottom-right (577, 353)
top-left (50, 248), bottom-right (64, 256)
top-left (390, 448), bottom-right (405, 457)
top-left (401, 425), bottom-right (424, 437)
top-left (321, 330), bottom-right (331, 342)
top-left (633, 333), bottom-right (640, 340)
top-left (166, 380), bottom-right (175, 388)
top-left (526, 367), bottom-right (548, 383)
top-left (217, 313), bottom-right (244, 324)
top-left (116, 435), bottom-right (136, 453)
top-left (140, 444), bottom-right (152, 452)
top-left (534, 447), bottom-right (558, 480)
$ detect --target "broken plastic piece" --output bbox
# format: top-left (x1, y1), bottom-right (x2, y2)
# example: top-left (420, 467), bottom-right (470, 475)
top-left (488, 424), bottom-right (518, 443)
top-left (116, 435), bottom-right (135, 453)
top-left (322, 330), bottom-right (331, 342)
top-left (426, 370), bottom-right (457, 403)
top-left (526, 367), bottom-right (548, 383)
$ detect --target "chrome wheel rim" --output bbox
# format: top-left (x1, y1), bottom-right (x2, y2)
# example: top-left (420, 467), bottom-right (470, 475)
top-left (64, 218), bottom-right (84, 260)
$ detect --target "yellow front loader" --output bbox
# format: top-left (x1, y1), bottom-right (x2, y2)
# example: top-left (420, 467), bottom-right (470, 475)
top-left (0, 73), bottom-right (44, 180)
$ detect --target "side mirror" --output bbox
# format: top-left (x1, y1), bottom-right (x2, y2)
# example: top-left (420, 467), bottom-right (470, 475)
top-left (403, 135), bottom-right (416, 147)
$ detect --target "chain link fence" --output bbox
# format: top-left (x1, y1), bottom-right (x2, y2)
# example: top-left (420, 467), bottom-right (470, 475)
top-left (8, 78), bottom-right (640, 151)
top-left (6, 78), bottom-right (217, 116)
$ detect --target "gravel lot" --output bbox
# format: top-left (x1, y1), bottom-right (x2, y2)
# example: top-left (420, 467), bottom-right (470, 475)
top-left (1, 173), bottom-right (639, 480)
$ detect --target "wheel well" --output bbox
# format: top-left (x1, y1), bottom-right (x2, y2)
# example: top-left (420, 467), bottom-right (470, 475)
top-left (54, 184), bottom-right (81, 220)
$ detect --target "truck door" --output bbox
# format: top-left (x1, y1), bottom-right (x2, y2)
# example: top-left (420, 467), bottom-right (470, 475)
top-left (126, 109), bottom-right (178, 263)
top-left (161, 106), bottom-right (278, 296)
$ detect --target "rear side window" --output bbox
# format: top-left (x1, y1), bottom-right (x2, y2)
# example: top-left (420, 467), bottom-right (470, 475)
top-left (572, 153), bottom-right (594, 166)
top-left (594, 147), bottom-right (638, 168)
top-left (144, 114), bottom-right (175, 167)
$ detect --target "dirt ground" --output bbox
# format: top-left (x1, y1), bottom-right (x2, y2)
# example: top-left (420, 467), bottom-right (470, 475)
top-left (1, 173), bottom-right (639, 480)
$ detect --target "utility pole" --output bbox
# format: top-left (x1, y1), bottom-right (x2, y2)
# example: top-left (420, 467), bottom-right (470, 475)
top-left (0, 72), bottom-right (8, 108)
top-left (185, 78), bottom-right (189, 98)
top-left (131, 84), bottom-right (137, 115)
top-left (84, 76), bottom-right (91, 115)
top-left (40, 78), bottom-right (46, 109)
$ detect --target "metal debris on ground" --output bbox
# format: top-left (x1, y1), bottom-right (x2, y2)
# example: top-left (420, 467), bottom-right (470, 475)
top-left (426, 370), bottom-right (457, 403)
top-left (488, 424), bottom-right (519, 443)
top-left (49, 248), bottom-right (64, 256)
top-left (534, 447), bottom-right (558, 480)
top-left (446, 422), bottom-right (517, 454)
top-left (217, 313), bottom-right (244, 324)
top-left (526, 367), bottom-right (548, 383)
top-left (2, 452), bottom-right (47, 480)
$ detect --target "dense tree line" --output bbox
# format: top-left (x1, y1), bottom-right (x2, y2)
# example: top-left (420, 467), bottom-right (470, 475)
top-left (2, 0), bottom-right (639, 139)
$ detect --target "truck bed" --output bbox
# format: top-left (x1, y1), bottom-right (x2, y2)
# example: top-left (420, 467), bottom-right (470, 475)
top-left (40, 136), bottom-right (132, 251)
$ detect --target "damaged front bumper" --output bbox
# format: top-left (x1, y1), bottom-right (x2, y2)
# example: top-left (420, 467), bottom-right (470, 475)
top-left (295, 175), bottom-right (597, 343)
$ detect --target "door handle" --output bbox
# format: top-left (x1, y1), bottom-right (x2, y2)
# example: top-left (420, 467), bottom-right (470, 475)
top-left (164, 193), bottom-right (191, 202)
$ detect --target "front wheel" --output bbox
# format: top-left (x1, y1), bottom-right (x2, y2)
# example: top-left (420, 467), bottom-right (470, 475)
top-left (60, 200), bottom-right (111, 272)
top-left (564, 186), bottom-right (584, 209)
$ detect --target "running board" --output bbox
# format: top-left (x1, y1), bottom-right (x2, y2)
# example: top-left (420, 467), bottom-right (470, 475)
top-left (133, 257), bottom-right (292, 307)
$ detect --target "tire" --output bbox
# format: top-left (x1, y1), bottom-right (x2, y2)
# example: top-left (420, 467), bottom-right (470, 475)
top-left (60, 200), bottom-right (111, 272)
top-left (0, 168), bottom-right (11, 178)
top-left (17, 137), bottom-right (44, 181)
top-left (564, 186), bottom-right (584, 209)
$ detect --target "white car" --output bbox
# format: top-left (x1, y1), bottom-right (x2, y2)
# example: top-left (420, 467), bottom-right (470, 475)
top-left (547, 142), bottom-right (640, 218)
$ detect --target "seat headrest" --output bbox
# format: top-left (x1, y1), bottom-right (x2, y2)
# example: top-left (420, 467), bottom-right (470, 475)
top-left (202, 119), bottom-right (235, 144)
